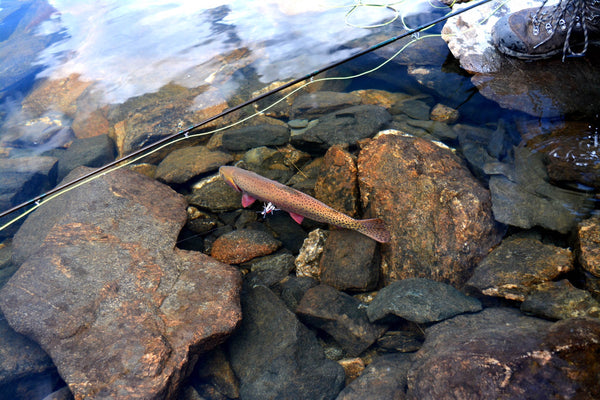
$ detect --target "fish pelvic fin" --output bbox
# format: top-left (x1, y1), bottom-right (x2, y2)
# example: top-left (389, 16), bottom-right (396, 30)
top-left (288, 212), bottom-right (304, 224)
top-left (356, 218), bottom-right (390, 243)
top-left (242, 193), bottom-right (257, 207)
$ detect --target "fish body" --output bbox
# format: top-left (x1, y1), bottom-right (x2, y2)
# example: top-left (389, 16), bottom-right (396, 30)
top-left (219, 166), bottom-right (390, 243)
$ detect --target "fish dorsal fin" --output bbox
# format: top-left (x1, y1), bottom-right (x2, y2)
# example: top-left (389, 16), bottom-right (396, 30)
top-left (242, 193), bottom-right (257, 208)
top-left (288, 212), bottom-right (304, 224)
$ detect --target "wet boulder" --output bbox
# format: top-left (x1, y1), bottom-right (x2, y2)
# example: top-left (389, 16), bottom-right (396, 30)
top-left (0, 167), bottom-right (242, 400)
top-left (291, 105), bottom-right (392, 152)
top-left (296, 284), bottom-right (386, 356)
top-left (210, 229), bottom-right (281, 265)
top-left (43, 134), bottom-right (116, 180)
top-left (228, 284), bottom-right (345, 400)
top-left (291, 91), bottom-right (362, 119)
top-left (155, 146), bottom-right (233, 184)
top-left (318, 229), bottom-right (379, 292)
top-left (521, 280), bottom-right (600, 320)
top-left (314, 145), bottom-right (359, 217)
top-left (358, 131), bottom-right (502, 286)
top-left (577, 215), bottom-right (600, 278)
top-left (336, 353), bottom-right (412, 400)
top-left (0, 316), bottom-right (60, 400)
top-left (218, 124), bottom-right (290, 152)
top-left (486, 146), bottom-right (595, 234)
top-left (367, 278), bottom-right (482, 324)
top-left (467, 237), bottom-right (574, 301)
top-left (407, 308), bottom-right (600, 399)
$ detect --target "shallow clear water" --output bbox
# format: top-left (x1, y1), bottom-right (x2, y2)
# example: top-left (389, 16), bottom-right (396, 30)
top-left (1, 0), bottom-right (599, 397)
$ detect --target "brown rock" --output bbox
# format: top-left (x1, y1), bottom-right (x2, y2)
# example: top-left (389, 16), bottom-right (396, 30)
top-left (429, 103), bottom-right (459, 124)
top-left (408, 308), bottom-right (600, 399)
top-left (314, 145), bottom-right (359, 217)
top-left (22, 74), bottom-right (91, 118)
top-left (467, 238), bottom-right (574, 301)
top-left (71, 108), bottom-right (110, 139)
top-left (319, 229), bottom-right (379, 292)
top-left (521, 280), bottom-right (600, 320)
top-left (211, 229), bottom-right (281, 264)
top-left (0, 167), bottom-right (242, 400)
top-left (353, 89), bottom-right (409, 110)
top-left (358, 132), bottom-right (502, 286)
top-left (338, 358), bottom-right (365, 383)
top-left (577, 215), bottom-right (600, 278)
top-left (108, 83), bottom-right (224, 157)
top-left (155, 146), bottom-right (233, 184)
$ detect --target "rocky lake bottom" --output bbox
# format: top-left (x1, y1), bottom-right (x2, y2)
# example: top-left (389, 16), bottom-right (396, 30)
top-left (0, 82), bottom-right (599, 399)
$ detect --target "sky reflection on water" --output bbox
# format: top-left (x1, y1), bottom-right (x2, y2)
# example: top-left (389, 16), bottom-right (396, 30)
top-left (34, 0), bottom-right (428, 104)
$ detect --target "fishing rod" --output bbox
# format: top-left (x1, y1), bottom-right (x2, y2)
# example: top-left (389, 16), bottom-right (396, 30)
top-left (0, 0), bottom-right (492, 222)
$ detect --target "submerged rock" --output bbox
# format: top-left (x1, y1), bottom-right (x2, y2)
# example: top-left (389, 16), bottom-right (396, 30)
top-left (187, 174), bottom-right (242, 212)
top-left (0, 156), bottom-right (57, 211)
top-left (0, 316), bottom-right (59, 400)
top-left (239, 145), bottom-right (311, 183)
top-left (367, 278), bottom-right (482, 324)
top-left (336, 353), bottom-right (412, 400)
top-left (210, 229), bottom-right (281, 265)
top-left (108, 83), bottom-right (217, 156)
top-left (358, 132), bottom-right (502, 286)
top-left (218, 124), bottom-right (290, 152)
top-left (319, 229), bottom-right (379, 292)
top-left (0, 156), bottom-right (58, 237)
top-left (155, 146), bottom-right (232, 184)
top-left (521, 280), bottom-right (600, 320)
top-left (296, 284), bottom-right (386, 357)
top-left (228, 284), bottom-right (345, 400)
top-left (578, 215), bottom-right (600, 278)
top-left (407, 308), bottom-right (600, 399)
top-left (522, 120), bottom-right (600, 189)
top-left (44, 134), bottom-right (116, 180)
top-left (1, 167), bottom-right (242, 400)
top-left (467, 238), bottom-right (574, 302)
top-left (243, 252), bottom-right (296, 288)
top-left (291, 91), bottom-right (362, 119)
top-left (486, 146), bottom-right (595, 234)
top-left (291, 105), bottom-right (392, 152)
top-left (314, 145), bottom-right (359, 218)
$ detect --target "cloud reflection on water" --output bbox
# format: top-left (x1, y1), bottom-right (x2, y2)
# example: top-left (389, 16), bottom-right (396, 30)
top-left (36, 0), bottom-right (423, 104)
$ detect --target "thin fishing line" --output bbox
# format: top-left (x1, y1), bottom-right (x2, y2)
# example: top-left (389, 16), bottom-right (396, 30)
top-left (0, 0), bottom-right (494, 232)
top-left (344, 1), bottom-right (402, 28)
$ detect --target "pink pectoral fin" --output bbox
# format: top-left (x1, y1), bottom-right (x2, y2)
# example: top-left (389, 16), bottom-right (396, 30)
top-left (288, 212), bottom-right (304, 224)
top-left (241, 193), bottom-right (257, 208)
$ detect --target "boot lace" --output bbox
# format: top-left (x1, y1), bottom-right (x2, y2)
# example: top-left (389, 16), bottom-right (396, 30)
top-left (531, 0), bottom-right (600, 60)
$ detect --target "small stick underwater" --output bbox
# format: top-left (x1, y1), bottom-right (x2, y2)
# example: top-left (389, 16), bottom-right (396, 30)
top-left (0, 0), bottom-right (493, 230)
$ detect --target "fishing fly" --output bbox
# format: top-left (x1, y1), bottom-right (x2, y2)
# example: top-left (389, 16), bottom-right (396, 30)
top-left (260, 202), bottom-right (280, 218)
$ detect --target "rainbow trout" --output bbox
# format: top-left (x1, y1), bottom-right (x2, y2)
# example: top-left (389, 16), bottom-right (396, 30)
top-left (219, 166), bottom-right (390, 243)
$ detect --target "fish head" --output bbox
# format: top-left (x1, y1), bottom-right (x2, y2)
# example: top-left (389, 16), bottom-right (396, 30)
top-left (219, 166), bottom-right (241, 192)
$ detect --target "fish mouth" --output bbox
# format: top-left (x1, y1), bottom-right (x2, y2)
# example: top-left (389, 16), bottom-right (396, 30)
top-left (219, 166), bottom-right (241, 192)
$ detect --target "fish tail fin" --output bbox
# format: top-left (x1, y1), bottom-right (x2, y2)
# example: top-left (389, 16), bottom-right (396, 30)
top-left (356, 218), bottom-right (390, 243)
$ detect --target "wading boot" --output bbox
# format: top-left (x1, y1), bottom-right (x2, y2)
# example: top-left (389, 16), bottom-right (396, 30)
top-left (492, 0), bottom-right (600, 60)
